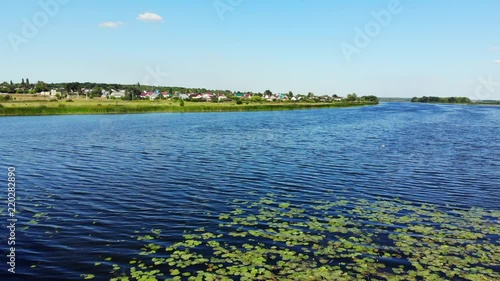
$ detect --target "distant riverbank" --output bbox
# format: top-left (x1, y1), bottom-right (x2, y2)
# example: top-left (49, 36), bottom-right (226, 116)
top-left (0, 99), bottom-right (378, 116)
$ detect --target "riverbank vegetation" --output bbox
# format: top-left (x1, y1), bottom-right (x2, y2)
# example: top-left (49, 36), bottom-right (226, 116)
top-left (0, 79), bottom-right (379, 116)
top-left (0, 95), bottom-right (378, 116)
top-left (475, 100), bottom-right (500, 105)
top-left (411, 96), bottom-right (472, 103)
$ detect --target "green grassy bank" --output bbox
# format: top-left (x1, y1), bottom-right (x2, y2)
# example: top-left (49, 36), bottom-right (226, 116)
top-left (0, 100), bottom-right (378, 116)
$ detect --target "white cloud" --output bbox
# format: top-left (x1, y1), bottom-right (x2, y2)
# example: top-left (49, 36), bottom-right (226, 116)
top-left (490, 46), bottom-right (500, 52)
top-left (137, 12), bottom-right (163, 22)
top-left (99, 21), bottom-right (125, 28)
top-left (495, 60), bottom-right (500, 64)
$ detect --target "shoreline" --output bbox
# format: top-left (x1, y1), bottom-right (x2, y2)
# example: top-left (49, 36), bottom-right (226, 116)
top-left (0, 101), bottom-right (378, 117)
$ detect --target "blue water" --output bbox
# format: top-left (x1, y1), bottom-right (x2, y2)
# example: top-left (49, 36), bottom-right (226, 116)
top-left (0, 102), bottom-right (499, 280)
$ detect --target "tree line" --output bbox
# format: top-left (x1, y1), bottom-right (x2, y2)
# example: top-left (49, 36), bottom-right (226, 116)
top-left (411, 96), bottom-right (471, 104)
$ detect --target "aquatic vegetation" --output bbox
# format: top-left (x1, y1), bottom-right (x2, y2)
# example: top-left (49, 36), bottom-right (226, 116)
top-left (98, 194), bottom-right (499, 280)
top-left (81, 273), bottom-right (95, 279)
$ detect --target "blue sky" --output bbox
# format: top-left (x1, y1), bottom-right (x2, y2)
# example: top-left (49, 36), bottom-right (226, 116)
top-left (1, 0), bottom-right (499, 99)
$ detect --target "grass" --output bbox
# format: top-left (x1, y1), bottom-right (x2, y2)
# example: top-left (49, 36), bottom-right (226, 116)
top-left (0, 95), bottom-right (378, 116)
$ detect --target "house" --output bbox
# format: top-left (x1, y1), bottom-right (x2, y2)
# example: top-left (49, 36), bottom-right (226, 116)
top-left (178, 94), bottom-right (190, 100)
top-left (190, 93), bottom-right (203, 100)
top-left (110, 90), bottom-right (126, 99)
top-left (39, 89), bottom-right (58, 96)
top-left (152, 89), bottom-right (161, 99)
top-left (278, 93), bottom-right (289, 100)
top-left (319, 95), bottom-right (330, 102)
top-left (101, 90), bottom-right (109, 99)
top-left (217, 95), bottom-right (228, 102)
top-left (264, 94), bottom-right (275, 101)
top-left (332, 95), bottom-right (343, 101)
top-left (202, 92), bottom-right (215, 101)
top-left (140, 90), bottom-right (161, 100)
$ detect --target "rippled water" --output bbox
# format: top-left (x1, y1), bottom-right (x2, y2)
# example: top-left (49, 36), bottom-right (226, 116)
top-left (0, 102), bottom-right (499, 280)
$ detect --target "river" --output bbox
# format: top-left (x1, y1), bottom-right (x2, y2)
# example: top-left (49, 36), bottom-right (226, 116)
top-left (0, 102), bottom-right (499, 280)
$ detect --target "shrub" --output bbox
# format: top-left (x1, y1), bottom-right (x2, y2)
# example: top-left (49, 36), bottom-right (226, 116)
top-left (180, 100), bottom-right (185, 107)
top-left (236, 100), bottom-right (243, 105)
top-left (4, 95), bottom-right (12, 101)
top-left (66, 99), bottom-right (74, 102)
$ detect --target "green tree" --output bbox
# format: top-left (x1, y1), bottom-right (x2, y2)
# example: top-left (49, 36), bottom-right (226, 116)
top-left (65, 82), bottom-right (81, 94)
top-left (287, 91), bottom-right (294, 99)
top-left (90, 86), bottom-right (102, 98)
top-left (457, 97), bottom-right (471, 103)
top-left (346, 93), bottom-right (358, 101)
top-left (264, 90), bottom-right (273, 96)
top-left (26, 78), bottom-right (30, 86)
top-left (34, 81), bottom-right (49, 93)
top-left (7, 80), bottom-right (15, 93)
top-left (251, 95), bottom-right (263, 102)
top-left (360, 95), bottom-right (378, 102)
top-left (126, 87), bottom-right (141, 100)
top-left (429, 96), bottom-right (440, 103)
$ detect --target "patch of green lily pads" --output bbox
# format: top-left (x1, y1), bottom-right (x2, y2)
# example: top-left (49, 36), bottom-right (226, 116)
top-left (98, 194), bottom-right (499, 281)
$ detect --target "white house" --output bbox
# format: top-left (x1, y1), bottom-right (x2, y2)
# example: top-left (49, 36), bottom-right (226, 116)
top-left (178, 94), bottom-right (190, 100)
top-left (39, 89), bottom-right (58, 96)
top-left (110, 90), bottom-right (126, 99)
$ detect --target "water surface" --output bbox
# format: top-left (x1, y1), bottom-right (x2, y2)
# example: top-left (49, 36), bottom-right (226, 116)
top-left (0, 102), bottom-right (498, 280)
